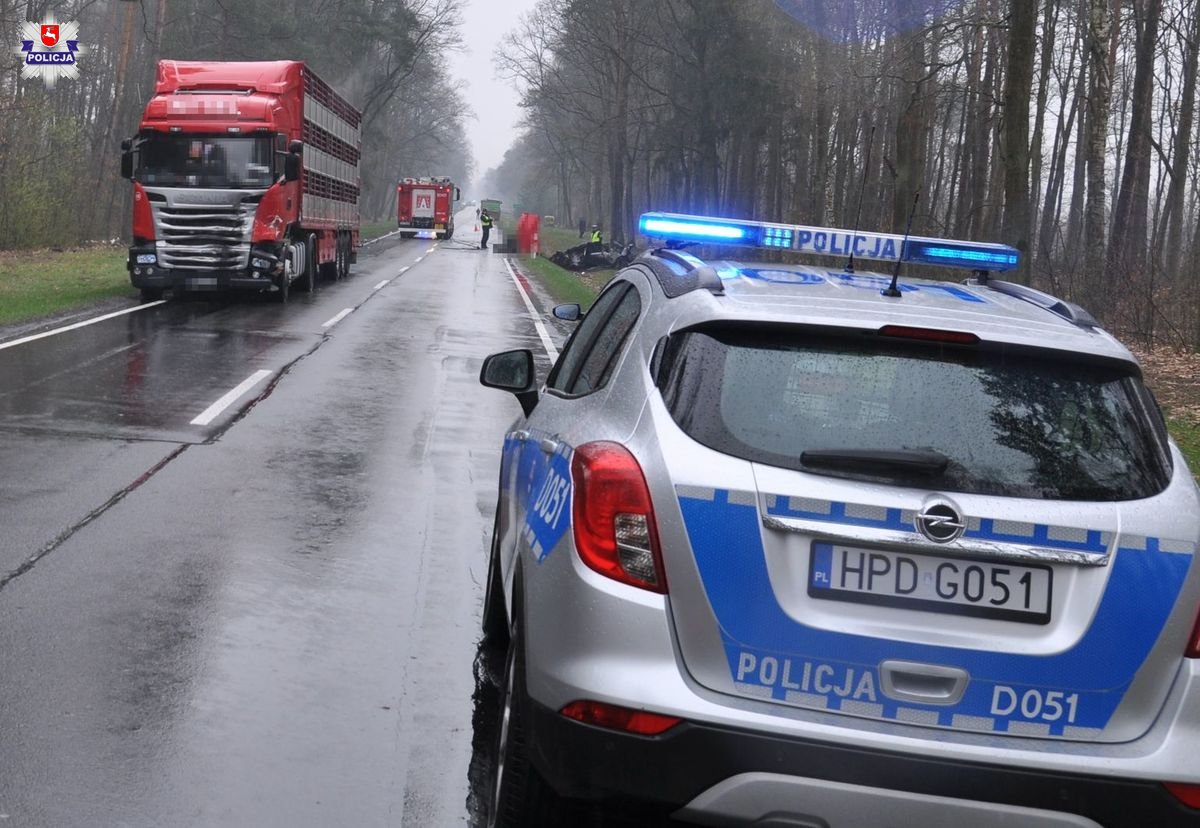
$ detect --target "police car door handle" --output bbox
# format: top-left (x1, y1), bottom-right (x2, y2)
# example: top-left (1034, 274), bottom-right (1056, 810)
top-left (539, 437), bottom-right (560, 454)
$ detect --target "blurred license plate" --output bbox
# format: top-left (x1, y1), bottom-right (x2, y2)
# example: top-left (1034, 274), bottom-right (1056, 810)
top-left (186, 277), bottom-right (218, 287)
top-left (809, 542), bottom-right (1052, 624)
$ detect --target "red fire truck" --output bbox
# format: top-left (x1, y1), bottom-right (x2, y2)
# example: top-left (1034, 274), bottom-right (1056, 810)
top-left (121, 60), bottom-right (361, 301)
top-left (397, 177), bottom-right (460, 239)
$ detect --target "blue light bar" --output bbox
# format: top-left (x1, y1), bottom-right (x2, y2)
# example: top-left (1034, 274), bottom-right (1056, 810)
top-left (638, 212), bottom-right (1020, 272)
top-left (638, 215), bottom-right (747, 241)
top-left (905, 241), bottom-right (1020, 270)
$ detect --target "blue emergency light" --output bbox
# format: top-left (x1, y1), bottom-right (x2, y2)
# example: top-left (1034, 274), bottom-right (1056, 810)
top-left (638, 212), bottom-right (1020, 272)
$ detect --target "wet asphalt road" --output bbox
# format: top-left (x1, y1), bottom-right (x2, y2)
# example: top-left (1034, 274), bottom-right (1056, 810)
top-left (0, 216), bottom-right (563, 825)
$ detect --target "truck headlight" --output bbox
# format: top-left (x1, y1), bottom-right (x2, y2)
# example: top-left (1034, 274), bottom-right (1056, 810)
top-left (136, 254), bottom-right (156, 265)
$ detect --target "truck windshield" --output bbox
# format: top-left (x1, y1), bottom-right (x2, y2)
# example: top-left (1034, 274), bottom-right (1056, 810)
top-left (135, 133), bottom-right (275, 189)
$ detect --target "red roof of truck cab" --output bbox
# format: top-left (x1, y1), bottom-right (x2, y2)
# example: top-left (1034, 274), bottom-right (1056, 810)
top-left (155, 60), bottom-right (303, 95)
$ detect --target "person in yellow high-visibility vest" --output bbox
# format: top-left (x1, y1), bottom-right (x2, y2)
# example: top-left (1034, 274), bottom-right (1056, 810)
top-left (480, 209), bottom-right (494, 250)
top-left (590, 225), bottom-right (603, 244)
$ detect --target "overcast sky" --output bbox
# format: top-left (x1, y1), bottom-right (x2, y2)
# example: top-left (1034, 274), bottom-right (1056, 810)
top-left (447, 0), bottom-right (541, 182)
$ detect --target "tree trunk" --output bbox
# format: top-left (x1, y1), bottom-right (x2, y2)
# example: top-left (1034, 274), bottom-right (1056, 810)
top-left (1028, 0), bottom-right (1059, 259)
top-left (893, 25), bottom-right (930, 232)
top-left (1108, 0), bottom-right (1161, 281)
top-left (1084, 0), bottom-right (1113, 302)
top-left (1163, 4), bottom-right (1200, 280)
top-left (1001, 0), bottom-right (1037, 280)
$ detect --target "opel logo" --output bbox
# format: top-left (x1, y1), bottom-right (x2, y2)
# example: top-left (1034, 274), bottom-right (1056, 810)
top-left (915, 503), bottom-right (965, 543)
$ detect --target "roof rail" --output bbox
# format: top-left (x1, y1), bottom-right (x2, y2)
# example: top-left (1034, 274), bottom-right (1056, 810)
top-left (641, 248), bottom-right (724, 298)
top-left (968, 277), bottom-right (1099, 329)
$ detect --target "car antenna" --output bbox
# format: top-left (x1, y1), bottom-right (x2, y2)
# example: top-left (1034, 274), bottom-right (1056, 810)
top-left (845, 125), bottom-right (875, 275)
top-left (882, 190), bottom-right (919, 298)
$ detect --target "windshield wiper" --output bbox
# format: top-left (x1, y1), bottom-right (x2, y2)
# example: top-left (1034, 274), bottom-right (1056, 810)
top-left (800, 448), bottom-right (950, 476)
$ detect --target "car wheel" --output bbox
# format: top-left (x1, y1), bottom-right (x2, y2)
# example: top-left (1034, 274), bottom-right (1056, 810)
top-left (488, 617), bottom-right (567, 828)
top-left (481, 515), bottom-right (509, 649)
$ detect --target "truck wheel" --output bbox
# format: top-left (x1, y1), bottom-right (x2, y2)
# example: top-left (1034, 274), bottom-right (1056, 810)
top-left (301, 235), bottom-right (318, 293)
top-left (339, 233), bottom-right (351, 280)
top-left (320, 236), bottom-right (339, 282)
top-left (140, 287), bottom-right (163, 302)
top-left (275, 267), bottom-right (290, 303)
top-left (445, 224), bottom-right (454, 240)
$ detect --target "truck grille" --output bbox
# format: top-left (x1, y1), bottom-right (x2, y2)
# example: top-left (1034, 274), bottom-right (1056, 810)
top-left (153, 204), bottom-right (253, 270)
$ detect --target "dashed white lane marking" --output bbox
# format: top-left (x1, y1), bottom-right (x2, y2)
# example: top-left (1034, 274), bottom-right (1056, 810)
top-left (427, 245), bottom-right (438, 253)
top-left (0, 300), bottom-right (167, 352)
top-left (190, 369), bottom-right (273, 426)
top-left (322, 308), bottom-right (354, 328)
top-left (503, 258), bottom-right (559, 361)
top-left (414, 256), bottom-right (424, 263)
top-left (398, 266), bottom-right (410, 274)
top-left (373, 279), bottom-right (389, 291)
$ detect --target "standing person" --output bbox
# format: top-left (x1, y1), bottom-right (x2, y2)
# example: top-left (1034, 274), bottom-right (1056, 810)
top-left (480, 209), bottom-right (493, 250)
top-left (578, 217), bottom-right (586, 239)
top-left (590, 224), bottom-right (603, 244)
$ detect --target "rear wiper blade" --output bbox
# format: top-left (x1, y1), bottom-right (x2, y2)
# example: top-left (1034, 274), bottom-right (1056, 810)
top-left (799, 448), bottom-right (950, 475)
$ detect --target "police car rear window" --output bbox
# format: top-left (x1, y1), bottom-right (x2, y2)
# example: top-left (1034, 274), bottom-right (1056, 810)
top-left (656, 328), bottom-right (1171, 501)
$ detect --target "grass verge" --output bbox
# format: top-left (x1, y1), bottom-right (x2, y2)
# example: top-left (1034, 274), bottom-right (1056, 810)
top-left (0, 247), bottom-right (132, 326)
top-left (1168, 418), bottom-right (1200, 479)
top-left (361, 221), bottom-right (395, 241)
top-left (515, 255), bottom-right (598, 308)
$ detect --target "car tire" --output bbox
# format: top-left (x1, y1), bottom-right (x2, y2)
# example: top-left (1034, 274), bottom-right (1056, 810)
top-left (481, 517), bottom-right (508, 649)
top-left (488, 616), bottom-right (568, 828)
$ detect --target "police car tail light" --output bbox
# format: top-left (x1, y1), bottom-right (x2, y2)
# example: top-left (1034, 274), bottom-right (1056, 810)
top-left (559, 700), bottom-right (681, 735)
top-left (1186, 605), bottom-right (1200, 658)
top-left (570, 442), bottom-right (667, 594)
top-left (879, 325), bottom-right (979, 345)
top-left (1165, 782), bottom-right (1200, 809)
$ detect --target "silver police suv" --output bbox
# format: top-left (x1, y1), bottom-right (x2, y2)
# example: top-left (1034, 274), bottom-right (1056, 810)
top-left (479, 213), bottom-right (1200, 827)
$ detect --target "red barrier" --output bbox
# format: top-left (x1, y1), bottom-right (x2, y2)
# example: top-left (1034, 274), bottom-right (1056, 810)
top-left (516, 212), bottom-right (541, 254)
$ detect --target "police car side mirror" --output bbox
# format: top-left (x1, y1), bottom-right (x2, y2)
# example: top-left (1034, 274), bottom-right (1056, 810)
top-left (553, 304), bottom-right (581, 322)
top-left (480, 349), bottom-right (539, 416)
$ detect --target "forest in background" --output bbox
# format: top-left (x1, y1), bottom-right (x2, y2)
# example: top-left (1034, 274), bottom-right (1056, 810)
top-left (489, 0), bottom-right (1200, 347)
top-left (0, 0), bottom-right (473, 248)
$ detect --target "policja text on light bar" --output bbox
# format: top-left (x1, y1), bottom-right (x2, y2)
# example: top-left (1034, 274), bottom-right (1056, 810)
top-left (638, 212), bottom-right (1021, 272)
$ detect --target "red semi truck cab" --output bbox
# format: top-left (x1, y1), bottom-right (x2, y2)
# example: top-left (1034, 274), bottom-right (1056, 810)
top-left (121, 60), bottom-right (362, 301)
top-left (397, 177), bottom-right (460, 240)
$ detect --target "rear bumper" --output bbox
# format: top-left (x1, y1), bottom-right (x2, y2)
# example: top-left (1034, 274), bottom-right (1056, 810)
top-left (526, 698), bottom-right (1199, 827)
